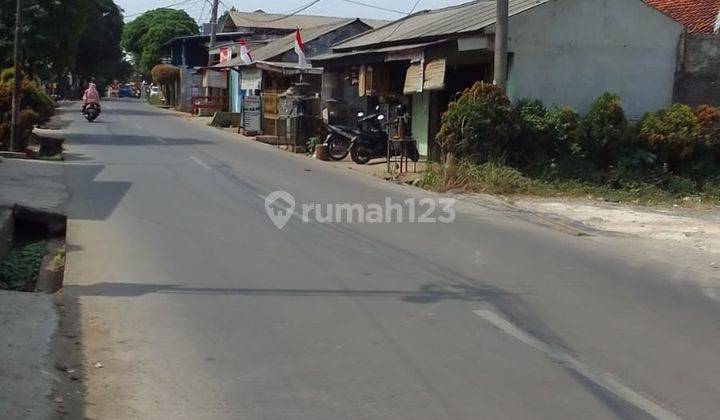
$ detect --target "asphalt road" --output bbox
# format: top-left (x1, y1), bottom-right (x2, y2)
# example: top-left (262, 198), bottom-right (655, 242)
top-left (57, 99), bottom-right (720, 420)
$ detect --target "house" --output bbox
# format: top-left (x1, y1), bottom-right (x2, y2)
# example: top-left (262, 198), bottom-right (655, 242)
top-left (214, 18), bottom-right (376, 138)
top-left (220, 8), bottom-right (388, 34)
top-left (313, 0), bottom-right (686, 158)
top-left (644, 0), bottom-right (720, 106)
top-left (164, 10), bottom-right (386, 113)
top-left (645, 0), bottom-right (720, 34)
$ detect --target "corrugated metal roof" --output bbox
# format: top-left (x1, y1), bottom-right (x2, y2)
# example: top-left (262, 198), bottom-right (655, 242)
top-left (310, 40), bottom-right (448, 61)
top-left (334, 0), bottom-right (548, 51)
top-left (228, 10), bottom-right (387, 30)
top-left (216, 20), bottom-right (364, 68)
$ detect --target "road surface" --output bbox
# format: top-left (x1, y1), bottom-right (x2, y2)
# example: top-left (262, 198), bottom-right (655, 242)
top-left (56, 99), bottom-right (720, 419)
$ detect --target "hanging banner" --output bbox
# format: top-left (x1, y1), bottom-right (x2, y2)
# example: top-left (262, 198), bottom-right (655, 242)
top-left (203, 69), bottom-right (227, 89)
top-left (240, 68), bottom-right (262, 91)
top-left (219, 47), bottom-right (231, 64)
top-left (423, 58), bottom-right (446, 91)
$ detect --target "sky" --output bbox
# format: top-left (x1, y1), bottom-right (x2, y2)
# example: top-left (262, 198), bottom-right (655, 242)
top-left (117, 0), bottom-right (469, 23)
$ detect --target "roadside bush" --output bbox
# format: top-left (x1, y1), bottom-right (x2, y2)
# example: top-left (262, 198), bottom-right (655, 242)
top-left (436, 82), bottom-right (521, 162)
top-left (638, 104), bottom-right (699, 172)
top-left (695, 105), bottom-right (720, 162)
top-left (0, 68), bottom-right (16, 83)
top-left (151, 64), bottom-right (180, 85)
top-left (514, 99), bottom-right (553, 166)
top-left (0, 71), bottom-right (54, 149)
top-left (582, 93), bottom-right (632, 168)
top-left (547, 106), bottom-right (583, 159)
top-left (420, 154), bottom-right (532, 194)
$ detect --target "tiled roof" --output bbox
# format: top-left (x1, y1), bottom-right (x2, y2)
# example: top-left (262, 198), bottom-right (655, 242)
top-left (645, 0), bottom-right (720, 33)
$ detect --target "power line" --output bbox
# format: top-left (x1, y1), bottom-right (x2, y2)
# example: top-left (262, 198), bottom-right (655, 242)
top-left (340, 0), bottom-right (406, 15)
top-left (198, 0), bottom-right (208, 23)
top-left (218, 0), bottom-right (323, 23)
top-left (380, 0), bottom-right (422, 42)
top-left (124, 0), bottom-right (204, 19)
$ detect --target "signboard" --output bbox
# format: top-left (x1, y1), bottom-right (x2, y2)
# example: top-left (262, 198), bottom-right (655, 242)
top-left (191, 84), bottom-right (200, 97)
top-left (386, 48), bottom-right (423, 63)
top-left (457, 36), bottom-right (490, 52)
top-left (242, 95), bottom-right (262, 134)
top-left (202, 69), bottom-right (227, 89)
top-left (240, 68), bottom-right (262, 91)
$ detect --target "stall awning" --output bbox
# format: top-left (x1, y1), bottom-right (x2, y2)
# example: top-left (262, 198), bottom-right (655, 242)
top-left (310, 40), bottom-right (447, 63)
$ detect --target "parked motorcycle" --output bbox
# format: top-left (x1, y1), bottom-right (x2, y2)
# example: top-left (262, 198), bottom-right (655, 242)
top-left (83, 102), bottom-right (101, 122)
top-left (325, 107), bottom-right (419, 165)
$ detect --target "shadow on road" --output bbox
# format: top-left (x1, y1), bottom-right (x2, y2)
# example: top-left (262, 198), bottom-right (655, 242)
top-left (64, 134), bottom-right (213, 147)
top-left (63, 163), bottom-right (132, 221)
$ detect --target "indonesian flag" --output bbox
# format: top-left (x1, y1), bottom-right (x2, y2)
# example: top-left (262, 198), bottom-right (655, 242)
top-left (238, 39), bottom-right (253, 65)
top-left (294, 28), bottom-right (308, 67)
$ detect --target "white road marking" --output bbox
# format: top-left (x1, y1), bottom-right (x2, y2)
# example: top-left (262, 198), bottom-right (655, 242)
top-left (155, 137), bottom-right (167, 144)
top-left (472, 309), bottom-right (681, 420)
top-left (135, 123), bottom-right (143, 130)
top-left (189, 155), bottom-right (211, 169)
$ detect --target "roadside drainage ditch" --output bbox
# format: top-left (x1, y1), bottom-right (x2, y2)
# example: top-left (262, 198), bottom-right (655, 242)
top-left (0, 206), bottom-right (67, 293)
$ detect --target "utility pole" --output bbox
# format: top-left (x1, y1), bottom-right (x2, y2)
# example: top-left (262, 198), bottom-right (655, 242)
top-left (208, 0), bottom-right (220, 65)
top-left (493, 0), bottom-right (509, 89)
top-left (10, 0), bottom-right (24, 152)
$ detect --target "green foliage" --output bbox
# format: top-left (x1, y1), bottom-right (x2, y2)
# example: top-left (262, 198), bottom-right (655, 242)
top-left (0, 72), bottom-right (54, 148)
top-left (151, 64), bottom-right (180, 85)
top-left (419, 154), bottom-right (532, 194)
top-left (514, 100), bottom-right (584, 167)
top-left (547, 106), bottom-right (583, 159)
top-left (424, 89), bottom-right (720, 206)
top-left (638, 104), bottom-right (699, 171)
top-left (0, 67), bottom-right (21, 83)
top-left (0, 0), bottom-right (90, 79)
top-left (694, 105), bottom-right (720, 161)
top-left (435, 82), bottom-right (521, 163)
top-left (306, 136), bottom-right (320, 155)
top-left (0, 239), bottom-right (47, 291)
top-left (75, 0), bottom-right (130, 87)
top-left (122, 8), bottom-right (199, 75)
top-left (514, 99), bottom-right (553, 165)
top-left (582, 93), bottom-right (632, 168)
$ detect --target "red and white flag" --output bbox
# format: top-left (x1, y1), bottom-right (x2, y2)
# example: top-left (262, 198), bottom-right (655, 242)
top-left (238, 39), bottom-right (253, 65)
top-left (294, 28), bottom-right (308, 67)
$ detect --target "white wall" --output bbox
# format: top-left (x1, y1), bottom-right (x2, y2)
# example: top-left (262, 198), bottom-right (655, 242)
top-left (507, 0), bottom-right (685, 119)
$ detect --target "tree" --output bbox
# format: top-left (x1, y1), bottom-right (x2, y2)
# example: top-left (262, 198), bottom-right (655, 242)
top-left (75, 0), bottom-right (130, 88)
top-left (122, 8), bottom-right (198, 76)
top-left (0, 0), bottom-right (90, 79)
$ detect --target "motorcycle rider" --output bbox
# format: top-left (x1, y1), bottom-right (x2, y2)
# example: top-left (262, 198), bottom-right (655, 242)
top-left (82, 78), bottom-right (101, 113)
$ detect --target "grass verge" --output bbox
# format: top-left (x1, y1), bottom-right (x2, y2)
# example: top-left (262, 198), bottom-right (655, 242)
top-left (416, 158), bottom-right (720, 207)
top-left (0, 239), bottom-right (47, 291)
